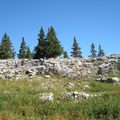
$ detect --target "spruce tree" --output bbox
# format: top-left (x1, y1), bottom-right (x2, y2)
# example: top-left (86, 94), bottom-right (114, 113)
top-left (90, 43), bottom-right (97, 58)
top-left (18, 37), bottom-right (27, 59)
top-left (63, 51), bottom-right (68, 58)
top-left (71, 37), bottom-right (82, 58)
top-left (98, 44), bottom-right (105, 57)
top-left (46, 26), bottom-right (63, 58)
top-left (26, 46), bottom-right (32, 59)
top-left (34, 27), bottom-right (46, 59)
top-left (0, 33), bottom-right (15, 59)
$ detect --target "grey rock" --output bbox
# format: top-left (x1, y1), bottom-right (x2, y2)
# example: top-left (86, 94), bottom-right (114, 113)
top-left (63, 91), bottom-right (97, 100)
top-left (0, 75), bottom-right (5, 80)
top-left (5, 74), bottom-right (13, 79)
top-left (96, 75), bottom-right (106, 82)
top-left (107, 77), bottom-right (120, 83)
top-left (39, 92), bottom-right (54, 101)
top-left (44, 75), bottom-right (51, 78)
top-left (83, 85), bottom-right (90, 90)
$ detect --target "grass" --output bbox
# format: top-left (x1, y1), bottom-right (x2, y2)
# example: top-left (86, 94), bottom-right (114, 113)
top-left (0, 75), bottom-right (120, 120)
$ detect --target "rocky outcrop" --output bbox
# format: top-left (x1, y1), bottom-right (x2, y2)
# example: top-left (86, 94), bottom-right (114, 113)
top-left (0, 54), bottom-right (119, 80)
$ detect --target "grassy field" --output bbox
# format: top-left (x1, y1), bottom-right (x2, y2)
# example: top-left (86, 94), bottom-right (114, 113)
top-left (0, 75), bottom-right (120, 120)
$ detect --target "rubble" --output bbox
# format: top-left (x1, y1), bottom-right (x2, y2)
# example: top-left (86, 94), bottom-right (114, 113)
top-left (0, 54), bottom-right (119, 80)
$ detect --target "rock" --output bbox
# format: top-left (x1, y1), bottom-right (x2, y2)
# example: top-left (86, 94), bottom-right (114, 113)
top-left (5, 74), bottom-right (13, 79)
top-left (26, 68), bottom-right (38, 76)
top-left (29, 72), bottom-right (36, 76)
top-left (63, 91), bottom-right (97, 100)
top-left (107, 77), bottom-right (120, 83)
top-left (44, 75), bottom-right (51, 78)
top-left (0, 75), bottom-right (5, 80)
top-left (97, 67), bottom-right (103, 75)
top-left (82, 92), bottom-right (90, 99)
top-left (39, 92), bottom-right (54, 101)
top-left (83, 85), bottom-right (90, 90)
top-left (37, 66), bottom-right (46, 74)
top-left (63, 92), bottom-right (72, 99)
top-left (96, 75), bottom-right (106, 82)
top-left (112, 77), bottom-right (120, 83)
top-left (0, 55), bottom-right (119, 80)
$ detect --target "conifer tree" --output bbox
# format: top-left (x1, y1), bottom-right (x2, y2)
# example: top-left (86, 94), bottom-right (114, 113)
top-left (34, 27), bottom-right (46, 59)
top-left (26, 46), bottom-right (32, 59)
top-left (71, 37), bottom-right (82, 58)
top-left (63, 51), bottom-right (68, 58)
top-left (46, 26), bottom-right (63, 58)
top-left (89, 43), bottom-right (97, 58)
top-left (0, 33), bottom-right (15, 59)
top-left (98, 44), bottom-right (105, 57)
top-left (18, 37), bottom-right (27, 59)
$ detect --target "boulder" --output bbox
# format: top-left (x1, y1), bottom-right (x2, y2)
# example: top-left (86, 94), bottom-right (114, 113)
top-left (83, 85), bottom-right (90, 90)
top-left (107, 77), bottom-right (120, 83)
top-left (63, 91), bottom-right (95, 100)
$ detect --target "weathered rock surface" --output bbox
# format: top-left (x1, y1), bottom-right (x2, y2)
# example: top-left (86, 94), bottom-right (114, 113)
top-left (83, 85), bottom-right (90, 90)
top-left (39, 92), bottom-right (54, 101)
top-left (63, 91), bottom-right (100, 100)
top-left (0, 54), bottom-right (119, 80)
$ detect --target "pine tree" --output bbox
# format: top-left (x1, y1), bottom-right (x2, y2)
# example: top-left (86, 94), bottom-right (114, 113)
top-left (98, 44), bottom-right (105, 57)
top-left (90, 43), bottom-right (97, 58)
top-left (71, 37), bottom-right (82, 58)
top-left (26, 46), bottom-right (32, 59)
top-left (34, 27), bottom-right (46, 59)
top-left (63, 51), bottom-right (68, 58)
top-left (0, 33), bottom-right (15, 59)
top-left (18, 37), bottom-right (27, 59)
top-left (46, 26), bottom-right (63, 58)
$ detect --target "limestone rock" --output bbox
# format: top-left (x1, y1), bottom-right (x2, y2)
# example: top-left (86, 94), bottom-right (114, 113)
top-left (44, 75), bottom-right (51, 78)
top-left (83, 85), bottom-right (90, 90)
top-left (63, 91), bottom-right (98, 100)
top-left (107, 77), bottom-right (120, 83)
top-left (39, 92), bottom-right (54, 101)
top-left (5, 74), bottom-right (13, 79)
top-left (0, 75), bottom-right (5, 80)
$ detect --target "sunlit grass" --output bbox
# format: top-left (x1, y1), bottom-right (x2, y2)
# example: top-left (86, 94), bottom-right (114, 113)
top-left (0, 75), bottom-right (120, 120)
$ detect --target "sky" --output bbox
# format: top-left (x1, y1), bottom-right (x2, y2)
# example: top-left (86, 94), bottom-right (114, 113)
top-left (0, 0), bottom-right (120, 57)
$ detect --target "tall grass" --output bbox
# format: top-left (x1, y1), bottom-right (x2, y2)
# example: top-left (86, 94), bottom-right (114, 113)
top-left (0, 77), bottom-right (120, 120)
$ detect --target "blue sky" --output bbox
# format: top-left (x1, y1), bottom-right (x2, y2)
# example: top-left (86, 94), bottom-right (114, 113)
top-left (0, 0), bottom-right (120, 57)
